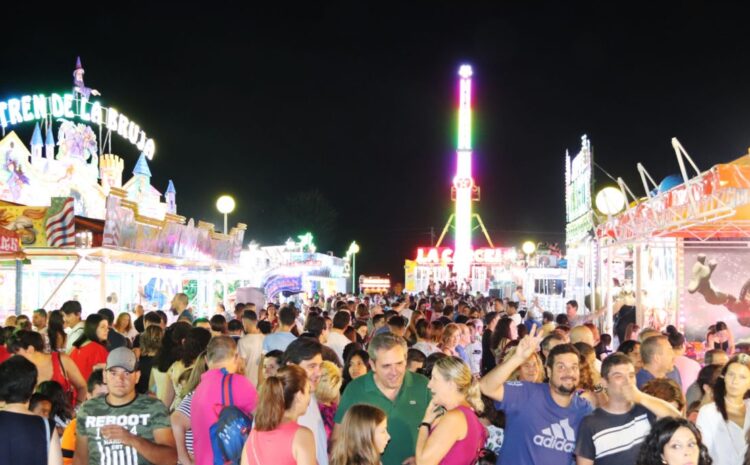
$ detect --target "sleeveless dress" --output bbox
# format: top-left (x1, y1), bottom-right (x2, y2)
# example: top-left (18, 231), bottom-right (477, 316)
top-left (50, 351), bottom-right (76, 405)
top-left (438, 405), bottom-right (488, 465)
top-left (246, 422), bottom-right (300, 465)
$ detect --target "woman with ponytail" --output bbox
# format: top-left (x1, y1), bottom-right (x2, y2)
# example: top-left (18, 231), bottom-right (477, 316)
top-left (415, 356), bottom-right (488, 465)
top-left (241, 365), bottom-right (316, 465)
top-left (330, 404), bottom-right (390, 465)
top-left (696, 353), bottom-right (750, 465)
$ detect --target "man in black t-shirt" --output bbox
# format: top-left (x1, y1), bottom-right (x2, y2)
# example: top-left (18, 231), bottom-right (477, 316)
top-left (574, 353), bottom-right (681, 465)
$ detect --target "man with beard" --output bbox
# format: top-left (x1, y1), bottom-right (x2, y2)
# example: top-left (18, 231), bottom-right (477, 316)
top-left (481, 329), bottom-right (592, 465)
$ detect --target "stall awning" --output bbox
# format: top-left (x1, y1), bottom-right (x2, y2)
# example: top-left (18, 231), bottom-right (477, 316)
top-left (597, 159), bottom-right (750, 242)
top-left (22, 246), bottom-right (228, 270)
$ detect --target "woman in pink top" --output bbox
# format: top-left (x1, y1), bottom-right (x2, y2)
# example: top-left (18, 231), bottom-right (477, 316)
top-left (416, 356), bottom-right (488, 465)
top-left (241, 365), bottom-right (316, 465)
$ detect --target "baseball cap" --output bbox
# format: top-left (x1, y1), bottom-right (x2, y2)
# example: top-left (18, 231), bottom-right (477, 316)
top-left (106, 347), bottom-right (137, 372)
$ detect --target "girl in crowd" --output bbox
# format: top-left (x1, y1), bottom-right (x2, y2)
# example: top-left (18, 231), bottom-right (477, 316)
top-left (439, 323), bottom-right (462, 357)
top-left (637, 417), bottom-right (712, 465)
top-left (135, 325), bottom-right (163, 395)
top-left (330, 404), bottom-right (390, 465)
top-left (696, 353), bottom-right (750, 465)
top-left (416, 356), bottom-right (487, 465)
top-left (47, 310), bottom-right (67, 353)
top-left (171, 351), bottom-right (208, 465)
top-left (341, 349), bottom-right (370, 393)
top-left (406, 310), bottom-right (425, 346)
top-left (503, 346), bottom-right (544, 383)
top-left (490, 317), bottom-right (514, 364)
top-left (412, 319), bottom-right (439, 357)
top-left (69, 314), bottom-right (109, 382)
top-left (241, 365), bottom-right (316, 465)
top-left (37, 380), bottom-right (74, 435)
top-left (706, 322), bottom-right (735, 355)
top-left (262, 350), bottom-right (284, 381)
top-left (8, 330), bottom-right (86, 405)
top-left (168, 327), bottom-right (211, 411)
top-left (151, 321), bottom-right (191, 407)
top-left (113, 312), bottom-right (137, 341)
top-left (0, 356), bottom-right (62, 465)
top-left (316, 361), bottom-right (342, 449)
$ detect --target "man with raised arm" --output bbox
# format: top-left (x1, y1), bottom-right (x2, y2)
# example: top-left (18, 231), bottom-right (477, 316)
top-left (480, 328), bottom-right (592, 465)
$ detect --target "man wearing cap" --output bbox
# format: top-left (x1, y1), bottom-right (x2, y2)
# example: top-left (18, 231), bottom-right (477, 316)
top-left (74, 347), bottom-right (177, 465)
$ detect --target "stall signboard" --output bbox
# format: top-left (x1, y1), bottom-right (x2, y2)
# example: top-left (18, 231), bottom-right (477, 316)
top-left (0, 198), bottom-right (74, 248)
top-left (681, 242), bottom-right (750, 342)
top-left (565, 135), bottom-right (595, 243)
top-left (264, 275), bottom-right (303, 299)
top-left (415, 247), bottom-right (516, 265)
top-left (0, 227), bottom-right (19, 253)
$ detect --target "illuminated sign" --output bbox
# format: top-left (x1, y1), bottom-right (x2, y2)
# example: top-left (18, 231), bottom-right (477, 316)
top-left (415, 247), bottom-right (516, 265)
top-left (0, 93), bottom-right (155, 159)
top-left (565, 135), bottom-right (594, 243)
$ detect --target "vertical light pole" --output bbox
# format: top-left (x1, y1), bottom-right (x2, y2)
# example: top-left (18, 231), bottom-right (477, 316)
top-left (347, 241), bottom-right (360, 294)
top-left (216, 195), bottom-right (235, 234)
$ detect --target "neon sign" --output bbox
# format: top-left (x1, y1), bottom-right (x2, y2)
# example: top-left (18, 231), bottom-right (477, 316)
top-left (415, 247), bottom-right (516, 265)
top-left (0, 92), bottom-right (155, 159)
top-left (452, 64), bottom-right (475, 281)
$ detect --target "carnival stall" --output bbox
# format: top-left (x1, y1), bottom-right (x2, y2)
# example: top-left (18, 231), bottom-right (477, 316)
top-left (0, 57), bottom-right (246, 317)
top-left (596, 141), bottom-right (750, 342)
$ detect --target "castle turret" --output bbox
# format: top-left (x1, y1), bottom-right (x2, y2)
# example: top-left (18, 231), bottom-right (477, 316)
top-left (99, 154), bottom-right (124, 192)
top-left (165, 180), bottom-right (176, 214)
top-left (45, 125), bottom-right (55, 159)
top-left (132, 152), bottom-right (152, 178)
top-left (30, 123), bottom-right (43, 160)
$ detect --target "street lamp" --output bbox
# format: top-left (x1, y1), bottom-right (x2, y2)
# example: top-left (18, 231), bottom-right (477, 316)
top-left (347, 241), bottom-right (360, 294)
top-left (522, 241), bottom-right (536, 267)
top-left (216, 195), bottom-right (235, 234)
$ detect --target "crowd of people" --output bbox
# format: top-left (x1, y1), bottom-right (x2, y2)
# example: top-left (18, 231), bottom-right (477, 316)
top-left (0, 291), bottom-right (749, 465)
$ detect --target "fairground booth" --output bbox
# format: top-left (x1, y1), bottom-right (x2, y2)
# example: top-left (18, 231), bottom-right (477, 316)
top-left (595, 139), bottom-right (750, 343)
top-left (0, 58), bottom-right (246, 317)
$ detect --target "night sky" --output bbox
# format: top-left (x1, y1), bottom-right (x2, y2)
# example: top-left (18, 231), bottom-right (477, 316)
top-left (2, 2), bottom-right (750, 280)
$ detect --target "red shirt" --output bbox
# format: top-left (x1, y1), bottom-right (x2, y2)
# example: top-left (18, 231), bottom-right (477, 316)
top-left (70, 342), bottom-right (108, 382)
top-left (0, 345), bottom-right (10, 364)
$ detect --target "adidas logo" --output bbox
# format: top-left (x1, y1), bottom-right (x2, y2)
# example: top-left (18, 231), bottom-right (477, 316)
top-left (533, 418), bottom-right (576, 453)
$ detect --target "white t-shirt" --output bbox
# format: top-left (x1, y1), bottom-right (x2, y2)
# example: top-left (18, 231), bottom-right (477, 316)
top-left (696, 400), bottom-right (750, 465)
top-left (297, 395), bottom-right (328, 465)
top-left (326, 331), bottom-right (351, 363)
top-left (237, 333), bottom-right (264, 387)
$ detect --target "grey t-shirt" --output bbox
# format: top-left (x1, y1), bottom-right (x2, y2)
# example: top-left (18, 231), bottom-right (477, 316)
top-left (575, 404), bottom-right (655, 465)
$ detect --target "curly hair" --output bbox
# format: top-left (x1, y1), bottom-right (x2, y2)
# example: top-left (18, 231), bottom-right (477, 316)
top-left (636, 417), bottom-right (712, 465)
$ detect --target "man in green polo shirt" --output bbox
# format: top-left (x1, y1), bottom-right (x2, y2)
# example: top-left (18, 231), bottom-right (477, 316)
top-left (334, 332), bottom-right (431, 465)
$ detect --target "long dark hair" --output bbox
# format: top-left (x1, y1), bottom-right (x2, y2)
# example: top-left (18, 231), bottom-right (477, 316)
top-left (342, 349), bottom-right (370, 391)
top-left (73, 314), bottom-right (107, 349)
top-left (47, 310), bottom-right (66, 352)
top-left (37, 380), bottom-right (74, 423)
top-left (713, 354), bottom-right (750, 421)
top-left (636, 417), bottom-right (711, 465)
top-left (154, 322), bottom-right (192, 372)
top-left (491, 317), bottom-right (514, 351)
top-left (180, 327), bottom-right (211, 367)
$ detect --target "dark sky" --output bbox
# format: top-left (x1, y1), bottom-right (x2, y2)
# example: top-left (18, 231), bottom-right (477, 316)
top-left (3, 2), bottom-right (750, 280)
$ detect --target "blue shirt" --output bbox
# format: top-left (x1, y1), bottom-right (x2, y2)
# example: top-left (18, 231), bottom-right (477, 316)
top-left (495, 381), bottom-right (592, 465)
top-left (261, 331), bottom-right (296, 354)
top-left (636, 367), bottom-right (682, 390)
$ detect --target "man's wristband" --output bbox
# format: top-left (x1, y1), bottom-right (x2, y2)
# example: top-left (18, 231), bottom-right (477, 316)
top-left (419, 422), bottom-right (431, 430)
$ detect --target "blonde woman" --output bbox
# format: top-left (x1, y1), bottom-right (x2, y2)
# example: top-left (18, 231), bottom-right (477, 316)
top-left (113, 312), bottom-right (137, 341)
top-left (439, 324), bottom-right (462, 357)
top-left (330, 404), bottom-right (391, 465)
top-left (316, 360), bottom-right (342, 448)
top-left (503, 346), bottom-right (544, 383)
top-left (416, 356), bottom-right (488, 465)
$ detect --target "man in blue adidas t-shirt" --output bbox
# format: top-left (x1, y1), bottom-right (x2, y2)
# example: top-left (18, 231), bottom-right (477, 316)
top-left (480, 330), bottom-right (592, 465)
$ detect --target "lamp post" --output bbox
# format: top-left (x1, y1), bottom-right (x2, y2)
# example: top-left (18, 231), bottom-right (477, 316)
top-left (216, 195), bottom-right (235, 234)
top-left (347, 241), bottom-right (360, 294)
top-left (522, 241), bottom-right (536, 267)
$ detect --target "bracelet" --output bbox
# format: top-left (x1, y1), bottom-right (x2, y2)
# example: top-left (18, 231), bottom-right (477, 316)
top-left (420, 422), bottom-right (432, 430)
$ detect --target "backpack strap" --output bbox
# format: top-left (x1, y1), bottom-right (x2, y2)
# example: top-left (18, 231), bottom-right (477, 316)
top-left (220, 371), bottom-right (235, 407)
